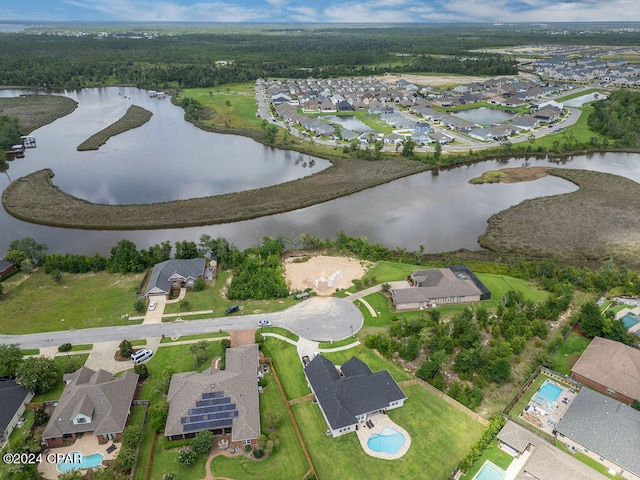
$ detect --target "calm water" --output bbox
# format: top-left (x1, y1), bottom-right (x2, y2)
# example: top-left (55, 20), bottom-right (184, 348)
top-left (0, 24), bottom-right (27, 33)
top-left (322, 115), bottom-right (376, 133)
top-left (0, 88), bottom-right (639, 255)
top-left (454, 108), bottom-right (517, 125)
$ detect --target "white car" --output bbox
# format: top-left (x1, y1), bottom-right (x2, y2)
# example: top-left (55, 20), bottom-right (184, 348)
top-left (258, 320), bottom-right (272, 326)
top-left (148, 301), bottom-right (157, 311)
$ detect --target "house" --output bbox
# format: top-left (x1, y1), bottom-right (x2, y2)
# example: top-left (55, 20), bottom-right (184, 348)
top-left (0, 378), bottom-right (33, 446)
top-left (144, 258), bottom-right (206, 299)
top-left (391, 265), bottom-right (490, 311)
top-left (42, 367), bottom-right (138, 447)
top-left (0, 259), bottom-right (18, 279)
top-left (164, 344), bottom-right (260, 448)
top-left (555, 387), bottom-right (640, 480)
top-left (304, 355), bottom-right (406, 437)
top-left (469, 128), bottom-right (497, 142)
top-left (571, 337), bottom-right (640, 405)
top-left (496, 420), bottom-right (609, 480)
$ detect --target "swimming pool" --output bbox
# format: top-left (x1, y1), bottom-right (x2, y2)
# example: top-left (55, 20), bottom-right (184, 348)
top-left (536, 380), bottom-right (563, 405)
top-left (367, 426), bottom-right (405, 454)
top-left (622, 313), bottom-right (639, 329)
top-left (473, 460), bottom-right (506, 480)
top-left (57, 452), bottom-right (104, 472)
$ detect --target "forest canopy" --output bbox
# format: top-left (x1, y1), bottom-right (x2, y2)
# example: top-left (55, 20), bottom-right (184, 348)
top-left (588, 90), bottom-right (640, 147)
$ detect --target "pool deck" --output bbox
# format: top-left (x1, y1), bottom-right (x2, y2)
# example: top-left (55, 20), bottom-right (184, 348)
top-left (38, 434), bottom-right (118, 479)
top-left (519, 379), bottom-right (579, 436)
top-left (355, 412), bottom-right (411, 460)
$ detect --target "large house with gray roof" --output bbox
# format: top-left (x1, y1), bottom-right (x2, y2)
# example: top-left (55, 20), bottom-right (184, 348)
top-left (304, 355), bottom-right (406, 438)
top-left (391, 265), bottom-right (490, 311)
top-left (555, 387), bottom-right (640, 480)
top-left (144, 258), bottom-right (207, 299)
top-left (164, 344), bottom-right (261, 447)
top-left (42, 367), bottom-right (139, 447)
top-left (0, 378), bottom-right (33, 446)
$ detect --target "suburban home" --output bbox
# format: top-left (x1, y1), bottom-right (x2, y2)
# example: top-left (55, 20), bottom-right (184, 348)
top-left (496, 420), bottom-right (609, 480)
top-left (42, 367), bottom-right (139, 447)
top-left (0, 378), bottom-right (33, 446)
top-left (164, 344), bottom-right (261, 448)
top-left (144, 258), bottom-right (206, 299)
top-left (391, 265), bottom-right (490, 311)
top-left (555, 387), bottom-right (640, 480)
top-left (570, 337), bottom-right (640, 405)
top-left (0, 259), bottom-right (18, 279)
top-left (304, 355), bottom-right (406, 438)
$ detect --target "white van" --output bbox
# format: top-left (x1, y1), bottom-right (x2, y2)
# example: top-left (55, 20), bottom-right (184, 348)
top-left (131, 348), bottom-right (153, 364)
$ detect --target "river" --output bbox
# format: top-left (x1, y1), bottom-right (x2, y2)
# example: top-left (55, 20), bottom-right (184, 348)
top-left (1, 87), bottom-right (639, 255)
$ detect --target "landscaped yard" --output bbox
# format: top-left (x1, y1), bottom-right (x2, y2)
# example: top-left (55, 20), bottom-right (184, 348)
top-left (460, 438), bottom-right (513, 480)
top-left (0, 271), bottom-right (144, 334)
top-left (547, 331), bottom-right (591, 375)
top-left (209, 371), bottom-right (309, 480)
top-left (323, 344), bottom-right (411, 383)
top-left (293, 383), bottom-right (485, 480)
top-left (261, 336), bottom-right (309, 401)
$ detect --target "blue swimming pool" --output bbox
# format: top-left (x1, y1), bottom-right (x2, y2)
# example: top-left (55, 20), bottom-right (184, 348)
top-left (622, 313), bottom-right (639, 329)
top-left (58, 452), bottom-right (104, 472)
top-left (367, 426), bottom-right (405, 454)
top-left (537, 380), bottom-right (563, 405)
top-left (473, 460), bottom-right (506, 480)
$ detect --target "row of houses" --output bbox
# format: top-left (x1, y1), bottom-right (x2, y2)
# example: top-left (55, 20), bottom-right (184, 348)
top-left (530, 55), bottom-right (640, 85)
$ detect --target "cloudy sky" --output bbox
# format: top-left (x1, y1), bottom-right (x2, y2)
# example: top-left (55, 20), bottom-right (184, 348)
top-left (2, 0), bottom-right (638, 23)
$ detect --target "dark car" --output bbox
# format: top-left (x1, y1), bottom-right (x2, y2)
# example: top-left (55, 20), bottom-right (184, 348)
top-left (225, 304), bottom-right (239, 315)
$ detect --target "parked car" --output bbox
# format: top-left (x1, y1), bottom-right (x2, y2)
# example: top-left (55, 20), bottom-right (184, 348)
top-left (225, 304), bottom-right (239, 315)
top-left (148, 301), bottom-right (157, 311)
top-left (131, 348), bottom-right (153, 364)
top-left (258, 320), bottom-right (272, 326)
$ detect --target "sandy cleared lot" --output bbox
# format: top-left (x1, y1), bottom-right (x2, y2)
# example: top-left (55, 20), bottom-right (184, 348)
top-left (378, 73), bottom-right (517, 87)
top-left (283, 255), bottom-right (369, 296)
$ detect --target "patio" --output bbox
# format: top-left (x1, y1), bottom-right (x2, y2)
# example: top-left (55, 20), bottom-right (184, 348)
top-left (38, 434), bottom-right (119, 479)
top-left (355, 412), bottom-right (411, 460)
top-left (519, 379), bottom-right (579, 436)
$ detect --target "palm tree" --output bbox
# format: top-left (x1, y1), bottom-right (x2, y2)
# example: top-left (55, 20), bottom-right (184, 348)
top-left (189, 343), bottom-right (199, 367)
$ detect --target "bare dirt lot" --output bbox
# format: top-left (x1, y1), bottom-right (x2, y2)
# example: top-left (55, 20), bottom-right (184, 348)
top-left (283, 255), bottom-right (369, 296)
top-left (378, 73), bottom-right (518, 87)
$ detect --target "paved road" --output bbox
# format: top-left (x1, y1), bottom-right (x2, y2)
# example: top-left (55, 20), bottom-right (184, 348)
top-left (0, 297), bottom-right (363, 349)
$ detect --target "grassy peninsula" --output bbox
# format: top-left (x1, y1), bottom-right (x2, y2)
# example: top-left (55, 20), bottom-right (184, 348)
top-left (77, 105), bottom-right (152, 151)
top-left (0, 94), bottom-right (77, 133)
top-left (478, 168), bottom-right (640, 267)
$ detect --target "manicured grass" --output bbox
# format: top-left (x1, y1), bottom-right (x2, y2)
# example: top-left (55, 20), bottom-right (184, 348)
top-left (460, 438), bottom-right (513, 480)
top-left (147, 433), bottom-right (209, 480)
top-left (260, 326), bottom-right (299, 341)
top-left (318, 337), bottom-right (359, 349)
top-left (70, 343), bottom-right (93, 351)
top-left (130, 339), bottom-right (147, 346)
top-left (160, 331), bottom-right (229, 343)
top-left (0, 271), bottom-right (144, 334)
top-left (547, 332), bottom-right (591, 375)
top-left (506, 374), bottom-right (547, 426)
top-left (180, 84), bottom-right (264, 130)
top-left (128, 405), bottom-right (147, 430)
top-left (262, 337), bottom-right (309, 401)
top-left (323, 345), bottom-right (411, 383)
top-left (20, 348), bottom-right (40, 355)
top-left (293, 384), bottom-right (485, 480)
top-left (210, 371), bottom-right (309, 479)
top-left (162, 270), bottom-right (296, 318)
top-left (476, 274), bottom-right (548, 307)
top-left (363, 261), bottom-right (421, 283)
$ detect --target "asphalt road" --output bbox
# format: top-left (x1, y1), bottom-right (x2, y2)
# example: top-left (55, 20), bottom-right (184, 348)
top-left (0, 297), bottom-right (363, 349)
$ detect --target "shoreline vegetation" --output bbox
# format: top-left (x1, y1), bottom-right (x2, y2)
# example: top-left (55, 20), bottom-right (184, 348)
top-left (76, 105), bottom-right (152, 151)
top-left (468, 166), bottom-right (550, 184)
top-left (479, 168), bottom-right (640, 268)
top-left (0, 95), bottom-right (77, 134)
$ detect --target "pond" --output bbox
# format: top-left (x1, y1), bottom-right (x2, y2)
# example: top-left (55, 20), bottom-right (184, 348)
top-left (322, 115), bottom-right (376, 133)
top-left (0, 88), bottom-right (639, 255)
top-left (453, 108), bottom-right (517, 125)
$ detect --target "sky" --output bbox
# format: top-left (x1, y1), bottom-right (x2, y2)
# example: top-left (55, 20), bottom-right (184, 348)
top-left (1, 0), bottom-right (638, 24)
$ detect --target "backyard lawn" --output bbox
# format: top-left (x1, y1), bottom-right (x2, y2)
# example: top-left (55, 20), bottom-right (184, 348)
top-left (261, 336), bottom-right (309, 401)
top-left (209, 371), bottom-right (309, 480)
top-left (460, 438), bottom-right (513, 480)
top-left (547, 331), bottom-right (592, 375)
top-left (0, 271), bottom-right (144, 334)
top-left (293, 383), bottom-right (485, 480)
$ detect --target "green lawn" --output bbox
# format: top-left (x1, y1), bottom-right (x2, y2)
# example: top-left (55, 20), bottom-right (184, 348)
top-left (318, 337), bottom-right (360, 349)
top-left (293, 384), bottom-right (485, 480)
top-left (507, 374), bottom-right (546, 422)
top-left (476, 274), bottom-right (548, 307)
top-left (547, 332), bottom-right (591, 375)
top-left (0, 271), bottom-right (144, 334)
top-left (210, 371), bottom-right (309, 480)
top-left (323, 345), bottom-right (411, 383)
top-left (460, 438), bottom-right (513, 480)
top-left (162, 270), bottom-right (296, 318)
top-left (160, 332), bottom-right (229, 343)
top-left (262, 337), bottom-right (309, 401)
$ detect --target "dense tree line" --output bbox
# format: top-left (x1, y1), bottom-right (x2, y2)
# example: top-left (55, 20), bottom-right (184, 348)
top-left (588, 90), bottom-right (640, 147)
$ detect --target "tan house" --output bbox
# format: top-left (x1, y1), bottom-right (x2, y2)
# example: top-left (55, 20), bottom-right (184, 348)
top-left (164, 344), bottom-right (261, 448)
top-left (42, 367), bottom-right (139, 447)
top-left (571, 337), bottom-right (640, 405)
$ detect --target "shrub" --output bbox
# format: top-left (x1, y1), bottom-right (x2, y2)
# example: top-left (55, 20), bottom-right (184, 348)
top-left (114, 446), bottom-right (136, 474)
top-left (58, 343), bottom-right (72, 353)
top-left (121, 426), bottom-right (142, 450)
top-left (191, 430), bottom-right (215, 456)
top-left (149, 401), bottom-right (169, 433)
top-left (33, 407), bottom-right (49, 427)
top-left (118, 340), bottom-right (134, 358)
top-left (193, 278), bottom-right (206, 291)
top-left (134, 363), bottom-right (150, 381)
top-left (178, 447), bottom-right (197, 467)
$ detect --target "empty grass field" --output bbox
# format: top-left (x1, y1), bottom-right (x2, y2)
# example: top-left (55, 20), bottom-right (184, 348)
top-left (0, 271), bottom-right (144, 334)
top-left (293, 383), bottom-right (485, 480)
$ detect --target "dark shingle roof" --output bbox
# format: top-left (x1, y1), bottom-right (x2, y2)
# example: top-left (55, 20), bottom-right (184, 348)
top-left (555, 387), bottom-right (640, 476)
top-left (0, 379), bottom-right (31, 435)
top-left (304, 355), bottom-right (406, 430)
top-left (145, 258), bottom-right (205, 296)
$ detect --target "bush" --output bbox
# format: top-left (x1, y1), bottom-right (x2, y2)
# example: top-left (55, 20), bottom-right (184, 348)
top-left (134, 298), bottom-right (146, 314)
top-left (191, 430), bottom-right (214, 456)
top-left (57, 343), bottom-right (72, 353)
top-left (253, 447), bottom-right (264, 458)
top-left (115, 446), bottom-right (136, 474)
top-left (121, 426), bottom-right (143, 450)
top-left (178, 447), bottom-right (197, 467)
top-left (33, 407), bottom-right (49, 427)
top-left (118, 340), bottom-right (134, 358)
top-left (193, 278), bottom-right (206, 291)
top-left (134, 363), bottom-right (150, 381)
top-left (149, 401), bottom-right (169, 433)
